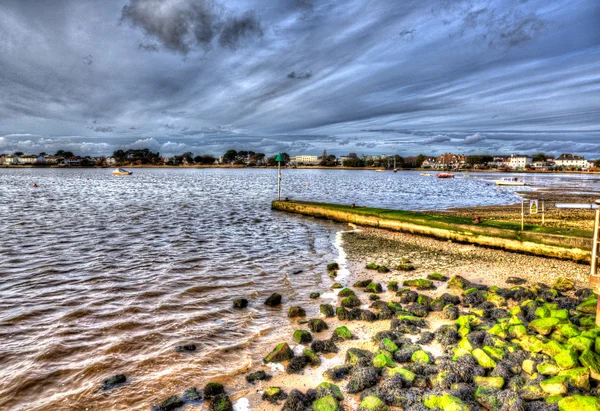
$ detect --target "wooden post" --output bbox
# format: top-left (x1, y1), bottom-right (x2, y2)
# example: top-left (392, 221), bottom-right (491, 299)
top-left (521, 201), bottom-right (524, 231)
top-left (541, 200), bottom-right (545, 226)
top-left (592, 200), bottom-right (600, 326)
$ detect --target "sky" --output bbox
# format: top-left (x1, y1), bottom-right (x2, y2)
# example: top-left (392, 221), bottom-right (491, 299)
top-left (1, 0), bottom-right (599, 158)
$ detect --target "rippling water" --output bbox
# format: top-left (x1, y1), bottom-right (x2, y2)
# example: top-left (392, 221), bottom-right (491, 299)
top-left (0, 168), bottom-right (595, 410)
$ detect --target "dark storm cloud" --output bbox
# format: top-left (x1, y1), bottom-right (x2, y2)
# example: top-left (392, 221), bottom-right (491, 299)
top-left (0, 0), bottom-right (599, 158)
top-left (121, 0), bottom-right (262, 54)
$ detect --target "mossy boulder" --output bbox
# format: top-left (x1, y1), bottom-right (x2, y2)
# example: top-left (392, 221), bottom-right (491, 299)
top-left (331, 283), bottom-right (343, 289)
top-left (576, 298), bottom-right (598, 314)
top-left (366, 263), bottom-right (379, 270)
top-left (246, 370), bottom-right (271, 383)
top-left (411, 350), bottom-right (430, 364)
top-left (540, 375), bottom-right (568, 395)
top-left (553, 277), bottom-right (574, 291)
top-left (380, 338), bottom-right (398, 353)
top-left (310, 292), bottom-right (321, 299)
top-left (210, 394), bottom-right (233, 411)
top-left (232, 298), bottom-right (248, 309)
top-left (341, 295), bottom-right (361, 308)
top-left (403, 279), bottom-right (434, 290)
top-left (373, 352), bottom-right (395, 368)
top-left (264, 293), bottom-right (282, 306)
top-left (474, 376), bottom-right (504, 389)
top-left (293, 330), bottom-right (313, 344)
top-left (316, 381), bottom-right (344, 401)
top-left (320, 304), bottom-right (335, 317)
top-left (288, 306), bottom-right (306, 318)
top-left (424, 394), bottom-right (470, 411)
top-left (556, 323), bottom-right (580, 338)
top-left (345, 348), bottom-right (373, 367)
top-left (558, 396), bottom-right (600, 411)
top-left (448, 275), bottom-right (469, 290)
top-left (542, 340), bottom-right (566, 357)
top-left (427, 272), bottom-right (448, 281)
top-left (555, 349), bottom-right (579, 370)
top-left (338, 288), bottom-right (355, 297)
top-left (262, 387), bottom-right (288, 404)
top-left (303, 349), bottom-right (321, 366)
top-left (569, 336), bottom-right (594, 352)
top-left (377, 266), bottom-right (390, 273)
top-left (397, 263), bottom-right (415, 271)
top-left (327, 262), bottom-right (340, 271)
top-left (333, 326), bottom-right (353, 341)
top-left (558, 367), bottom-right (590, 390)
top-left (308, 319), bottom-right (329, 333)
top-left (482, 346), bottom-right (505, 361)
top-left (519, 335), bottom-right (544, 353)
top-left (387, 281), bottom-right (399, 291)
top-left (579, 349), bottom-right (600, 380)
top-left (537, 362), bottom-right (561, 375)
top-left (366, 283), bottom-right (383, 293)
top-left (509, 325), bottom-right (528, 339)
top-left (529, 317), bottom-right (560, 335)
top-left (472, 348), bottom-right (496, 369)
top-left (156, 395), bottom-right (184, 411)
top-left (387, 367), bottom-right (416, 382)
top-left (354, 279), bottom-right (372, 287)
top-left (264, 343), bottom-right (294, 363)
top-left (551, 309), bottom-right (569, 321)
top-left (346, 366), bottom-right (381, 393)
top-left (313, 395), bottom-right (340, 411)
top-left (183, 387), bottom-right (202, 402)
top-left (359, 395), bottom-right (389, 411)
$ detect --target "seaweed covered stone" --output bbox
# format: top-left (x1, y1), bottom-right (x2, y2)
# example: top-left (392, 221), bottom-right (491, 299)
top-left (359, 395), bottom-right (390, 411)
top-left (288, 306), bottom-right (306, 318)
top-left (316, 382), bottom-right (344, 401)
top-left (282, 389), bottom-right (311, 411)
top-left (338, 288), bottom-right (356, 297)
top-left (293, 329), bottom-right (313, 344)
top-left (232, 298), bottom-right (248, 309)
top-left (347, 367), bottom-right (381, 393)
top-left (403, 279), bottom-right (434, 290)
top-left (313, 395), bottom-right (341, 411)
top-left (154, 395), bottom-right (184, 411)
top-left (308, 319), bottom-right (329, 332)
top-left (341, 295), bottom-right (362, 308)
top-left (262, 387), bottom-right (288, 404)
top-left (264, 342), bottom-right (294, 363)
top-left (324, 365), bottom-right (353, 382)
top-left (183, 387), bottom-right (202, 402)
top-left (311, 339), bottom-right (339, 354)
top-left (101, 374), bottom-right (126, 390)
top-left (246, 370), bottom-right (271, 383)
top-left (366, 283), bottom-right (383, 293)
top-left (333, 326), bottom-right (353, 341)
top-left (320, 304), bottom-right (335, 317)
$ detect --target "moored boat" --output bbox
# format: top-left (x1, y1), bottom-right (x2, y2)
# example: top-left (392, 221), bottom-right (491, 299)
top-left (436, 173), bottom-right (454, 178)
top-left (495, 177), bottom-right (526, 186)
top-left (112, 168), bottom-right (132, 176)
top-left (420, 173), bottom-right (432, 176)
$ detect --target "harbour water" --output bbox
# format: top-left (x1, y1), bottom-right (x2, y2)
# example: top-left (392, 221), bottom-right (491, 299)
top-left (0, 168), bottom-right (597, 410)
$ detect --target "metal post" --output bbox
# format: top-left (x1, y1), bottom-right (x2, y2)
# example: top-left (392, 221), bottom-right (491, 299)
top-left (277, 161), bottom-right (281, 201)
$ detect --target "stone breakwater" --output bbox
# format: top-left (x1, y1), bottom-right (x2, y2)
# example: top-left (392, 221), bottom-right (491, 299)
top-left (271, 201), bottom-right (593, 263)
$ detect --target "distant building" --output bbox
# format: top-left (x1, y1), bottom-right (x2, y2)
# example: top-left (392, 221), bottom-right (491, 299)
top-left (434, 153), bottom-right (465, 170)
top-left (293, 155), bottom-right (320, 165)
top-left (65, 157), bottom-right (81, 166)
top-left (531, 161), bottom-right (554, 171)
top-left (18, 155), bottom-right (38, 165)
top-left (554, 154), bottom-right (589, 169)
top-left (105, 157), bottom-right (116, 166)
top-left (508, 154), bottom-right (531, 170)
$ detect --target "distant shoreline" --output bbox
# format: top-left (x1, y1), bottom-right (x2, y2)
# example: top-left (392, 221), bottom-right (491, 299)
top-left (1, 164), bottom-right (599, 174)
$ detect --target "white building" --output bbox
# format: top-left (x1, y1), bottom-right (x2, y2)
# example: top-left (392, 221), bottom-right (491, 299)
top-left (18, 155), bottom-right (38, 165)
top-left (554, 154), bottom-right (589, 169)
top-left (508, 154), bottom-right (531, 170)
top-left (293, 155), bottom-right (320, 165)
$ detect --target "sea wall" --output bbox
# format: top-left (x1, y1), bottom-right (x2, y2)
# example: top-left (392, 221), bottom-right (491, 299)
top-left (272, 200), bottom-right (592, 263)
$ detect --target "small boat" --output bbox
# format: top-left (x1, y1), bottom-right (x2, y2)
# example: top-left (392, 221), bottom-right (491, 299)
top-left (436, 173), bottom-right (454, 178)
top-left (375, 169), bottom-right (386, 172)
top-left (420, 173), bottom-right (432, 176)
top-left (112, 168), bottom-right (132, 176)
top-left (495, 177), bottom-right (526, 186)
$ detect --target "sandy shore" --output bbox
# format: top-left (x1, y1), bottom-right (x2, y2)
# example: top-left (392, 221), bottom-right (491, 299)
top-left (203, 226), bottom-right (592, 411)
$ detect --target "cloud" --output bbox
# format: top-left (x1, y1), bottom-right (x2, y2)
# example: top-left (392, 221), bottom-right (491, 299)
top-left (424, 135), bottom-right (451, 144)
top-left (463, 132), bottom-right (486, 144)
top-left (138, 42), bottom-right (159, 52)
top-left (93, 126), bottom-right (115, 133)
top-left (121, 0), bottom-right (262, 55)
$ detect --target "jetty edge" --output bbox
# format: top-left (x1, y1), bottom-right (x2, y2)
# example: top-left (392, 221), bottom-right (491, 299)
top-left (271, 200), bottom-right (593, 263)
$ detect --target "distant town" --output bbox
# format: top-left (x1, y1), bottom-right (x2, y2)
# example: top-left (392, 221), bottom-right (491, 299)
top-left (1, 148), bottom-right (599, 171)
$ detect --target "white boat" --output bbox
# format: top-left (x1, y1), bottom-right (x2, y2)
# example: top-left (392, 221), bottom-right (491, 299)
top-left (375, 169), bottom-right (386, 172)
top-left (495, 177), bottom-right (526, 186)
top-left (112, 168), bottom-right (132, 176)
top-left (420, 173), bottom-right (432, 176)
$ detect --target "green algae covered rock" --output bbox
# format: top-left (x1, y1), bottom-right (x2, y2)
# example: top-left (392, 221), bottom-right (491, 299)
top-left (310, 292), bottom-right (321, 299)
top-left (303, 349), bottom-right (321, 366)
top-left (373, 352), bottom-right (395, 368)
top-left (366, 263), bottom-right (379, 270)
top-left (558, 367), bottom-right (590, 390)
top-left (542, 340), bottom-right (565, 357)
top-left (158, 395), bottom-right (185, 411)
top-left (341, 295), bottom-right (361, 308)
top-left (313, 395), bottom-right (340, 411)
top-left (551, 309), bottom-right (570, 321)
top-left (354, 279), bottom-right (372, 287)
top-left (411, 350), bottom-right (431, 364)
top-left (308, 319), bottom-right (329, 332)
top-left (579, 349), bottom-right (600, 380)
top-left (387, 367), bottom-right (416, 382)
top-left (474, 387), bottom-right (501, 411)
top-left (345, 348), bottom-right (373, 366)
top-left (519, 335), bottom-right (544, 353)
top-left (509, 325), bottom-right (528, 339)
top-left (486, 293), bottom-right (507, 307)
top-left (428, 272), bottom-right (449, 281)
top-left (403, 279), bottom-right (434, 290)
top-left (448, 275), bottom-right (469, 290)
top-left (535, 306), bottom-right (551, 318)
top-left (522, 359), bottom-right (536, 374)
top-left (577, 298), bottom-right (598, 314)
top-left (288, 306), bottom-right (307, 317)
top-left (210, 394), bottom-right (233, 411)
top-left (264, 342), bottom-right (294, 363)
top-left (529, 317), bottom-right (560, 335)
top-left (334, 326), bottom-right (352, 341)
top-left (557, 395), bottom-right (600, 411)
top-left (487, 323), bottom-right (508, 339)
top-left (472, 348), bottom-right (496, 369)
top-left (474, 376), bottom-right (504, 389)
top-left (555, 349), bottom-right (579, 370)
top-left (380, 338), bottom-right (398, 353)
top-left (424, 394), bottom-right (470, 411)
top-left (330, 283), bottom-right (343, 289)
top-left (262, 387), bottom-right (286, 403)
top-left (320, 304), bottom-right (335, 318)
top-left (553, 277), bottom-right (574, 291)
top-left (540, 375), bottom-right (568, 395)
top-left (293, 330), bottom-right (313, 344)
top-left (316, 381), bottom-right (343, 401)
top-left (359, 396), bottom-right (389, 411)
top-left (537, 362), bottom-right (561, 375)
top-left (338, 288), bottom-right (355, 297)
top-left (483, 346), bottom-right (505, 361)
top-left (569, 336), bottom-right (594, 352)
top-left (327, 262), bottom-right (340, 271)
top-left (366, 282), bottom-right (383, 293)
top-left (556, 323), bottom-right (580, 338)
